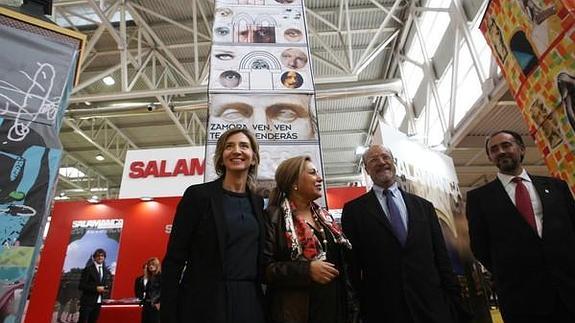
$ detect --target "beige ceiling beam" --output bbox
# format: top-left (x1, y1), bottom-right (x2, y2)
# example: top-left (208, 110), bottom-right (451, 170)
top-left (353, 0), bottom-right (403, 74)
top-left (70, 77), bottom-right (401, 103)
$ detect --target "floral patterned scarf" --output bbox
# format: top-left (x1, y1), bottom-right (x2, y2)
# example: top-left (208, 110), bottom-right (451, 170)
top-left (281, 198), bottom-right (352, 261)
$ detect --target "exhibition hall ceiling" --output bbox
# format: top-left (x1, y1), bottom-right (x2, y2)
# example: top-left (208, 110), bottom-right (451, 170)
top-left (51, 0), bottom-right (547, 199)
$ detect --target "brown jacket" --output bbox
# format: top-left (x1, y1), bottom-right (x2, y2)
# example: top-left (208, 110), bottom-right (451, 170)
top-left (263, 206), bottom-right (359, 323)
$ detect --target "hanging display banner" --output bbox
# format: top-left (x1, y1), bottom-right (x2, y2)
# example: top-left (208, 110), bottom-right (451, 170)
top-left (480, 0), bottom-right (575, 193)
top-left (52, 219), bottom-right (124, 323)
top-left (119, 146), bottom-right (206, 198)
top-left (206, 0), bottom-right (325, 200)
top-left (0, 7), bottom-right (85, 322)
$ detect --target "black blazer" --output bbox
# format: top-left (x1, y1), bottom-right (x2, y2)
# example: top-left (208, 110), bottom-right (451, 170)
top-left (78, 262), bottom-right (111, 306)
top-left (466, 175), bottom-right (575, 316)
top-left (134, 274), bottom-right (161, 305)
top-left (160, 178), bottom-right (265, 323)
top-left (342, 188), bottom-right (462, 323)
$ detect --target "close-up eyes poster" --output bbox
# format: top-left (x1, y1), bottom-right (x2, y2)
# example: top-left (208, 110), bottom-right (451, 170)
top-left (206, 0), bottom-right (325, 201)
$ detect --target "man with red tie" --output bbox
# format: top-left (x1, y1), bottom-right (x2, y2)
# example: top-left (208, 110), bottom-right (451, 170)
top-left (466, 130), bottom-right (575, 323)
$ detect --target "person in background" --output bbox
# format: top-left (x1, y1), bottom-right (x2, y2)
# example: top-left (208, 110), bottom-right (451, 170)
top-left (466, 130), bottom-right (575, 323)
top-left (161, 128), bottom-right (266, 323)
top-left (342, 145), bottom-right (467, 323)
top-left (78, 248), bottom-right (110, 323)
top-left (135, 257), bottom-right (161, 323)
top-left (264, 155), bottom-right (358, 323)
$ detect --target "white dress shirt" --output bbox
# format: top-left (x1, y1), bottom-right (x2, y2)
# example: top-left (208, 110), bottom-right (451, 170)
top-left (497, 169), bottom-right (543, 237)
top-left (94, 262), bottom-right (103, 303)
top-left (372, 182), bottom-right (409, 230)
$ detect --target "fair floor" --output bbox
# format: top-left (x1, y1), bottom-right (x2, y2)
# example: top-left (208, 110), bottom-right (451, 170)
top-left (491, 308), bottom-right (503, 323)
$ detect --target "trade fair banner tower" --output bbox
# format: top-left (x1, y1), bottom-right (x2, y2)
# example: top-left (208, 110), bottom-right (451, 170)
top-left (205, 0), bottom-right (325, 199)
top-left (481, 0), bottom-right (575, 193)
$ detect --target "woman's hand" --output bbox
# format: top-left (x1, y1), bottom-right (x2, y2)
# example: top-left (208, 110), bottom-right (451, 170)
top-left (310, 260), bottom-right (339, 284)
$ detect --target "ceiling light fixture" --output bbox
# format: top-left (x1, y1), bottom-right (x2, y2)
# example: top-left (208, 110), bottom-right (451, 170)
top-left (95, 153), bottom-right (105, 161)
top-left (102, 76), bottom-right (115, 86)
top-left (87, 195), bottom-right (100, 204)
top-left (140, 196), bottom-right (154, 202)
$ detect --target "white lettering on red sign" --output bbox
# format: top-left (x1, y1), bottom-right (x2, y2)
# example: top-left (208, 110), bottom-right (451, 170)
top-left (129, 158), bottom-right (205, 178)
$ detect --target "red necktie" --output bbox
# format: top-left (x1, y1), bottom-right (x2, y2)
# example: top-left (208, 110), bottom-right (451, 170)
top-left (512, 177), bottom-right (537, 232)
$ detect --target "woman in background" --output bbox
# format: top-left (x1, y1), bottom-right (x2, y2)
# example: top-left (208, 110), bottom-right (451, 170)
top-left (264, 155), bottom-right (359, 323)
top-left (161, 128), bottom-right (266, 323)
top-left (134, 257), bottom-right (161, 323)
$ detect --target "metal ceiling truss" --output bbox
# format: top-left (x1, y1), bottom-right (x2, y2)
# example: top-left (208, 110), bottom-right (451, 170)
top-left (375, 0), bottom-right (498, 149)
top-left (304, 0), bottom-right (405, 76)
top-left (58, 152), bottom-right (114, 198)
top-left (64, 117), bottom-right (138, 166)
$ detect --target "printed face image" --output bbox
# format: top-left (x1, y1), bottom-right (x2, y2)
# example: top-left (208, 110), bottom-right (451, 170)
top-left (214, 26), bottom-right (231, 37)
top-left (214, 50), bottom-right (235, 61)
top-left (239, 0), bottom-right (264, 4)
top-left (215, 8), bottom-right (232, 18)
top-left (210, 94), bottom-right (317, 141)
top-left (219, 71), bottom-right (242, 88)
top-left (284, 28), bottom-right (303, 42)
top-left (237, 25), bottom-right (276, 43)
top-left (487, 17), bottom-right (507, 63)
top-left (280, 48), bottom-right (308, 69)
top-left (557, 72), bottom-right (575, 132)
top-left (281, 71), bottom-right (303, 89)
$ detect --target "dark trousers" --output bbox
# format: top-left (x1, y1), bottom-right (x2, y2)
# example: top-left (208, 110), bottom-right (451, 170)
top-left (501, 296), bottom-right (575, 323)
top-left (142, 303), bottom-right (160, 323)
top-left (78, 303), bottom-right (101, 323)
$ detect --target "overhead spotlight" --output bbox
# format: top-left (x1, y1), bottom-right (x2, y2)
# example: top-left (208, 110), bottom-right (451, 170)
top-left (140, 196), bottom-right (154, 202)
top-left (102, 76), bottom-right (115, 86)
top-left (147, 104), bottom-right (156, 112)
top-left (87, 195), bottom-right (100, 204)
top-left (84, 101), bottom-right (92, 106)
top-left (95, 153), bottom-right (105, 161)
top-left (59, 192), bottom-right (66, 197)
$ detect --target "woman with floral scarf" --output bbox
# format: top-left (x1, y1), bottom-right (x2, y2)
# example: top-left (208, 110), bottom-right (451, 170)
top-left (263, 155), bottom-right (359, 323)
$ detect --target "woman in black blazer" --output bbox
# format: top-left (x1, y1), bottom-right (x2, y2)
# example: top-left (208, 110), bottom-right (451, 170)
top-left (161, 128), bottom-right (266, 323)
top-left (134, 257), bottom-right (161, 323)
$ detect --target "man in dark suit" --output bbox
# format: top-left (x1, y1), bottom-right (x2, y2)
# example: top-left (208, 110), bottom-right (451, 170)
top-left (466, 130), bottom-right (575, 323)
top-left (78, 248), bottom-right (111, 323)
top-left (342, 145), bottom-right (463, 323)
